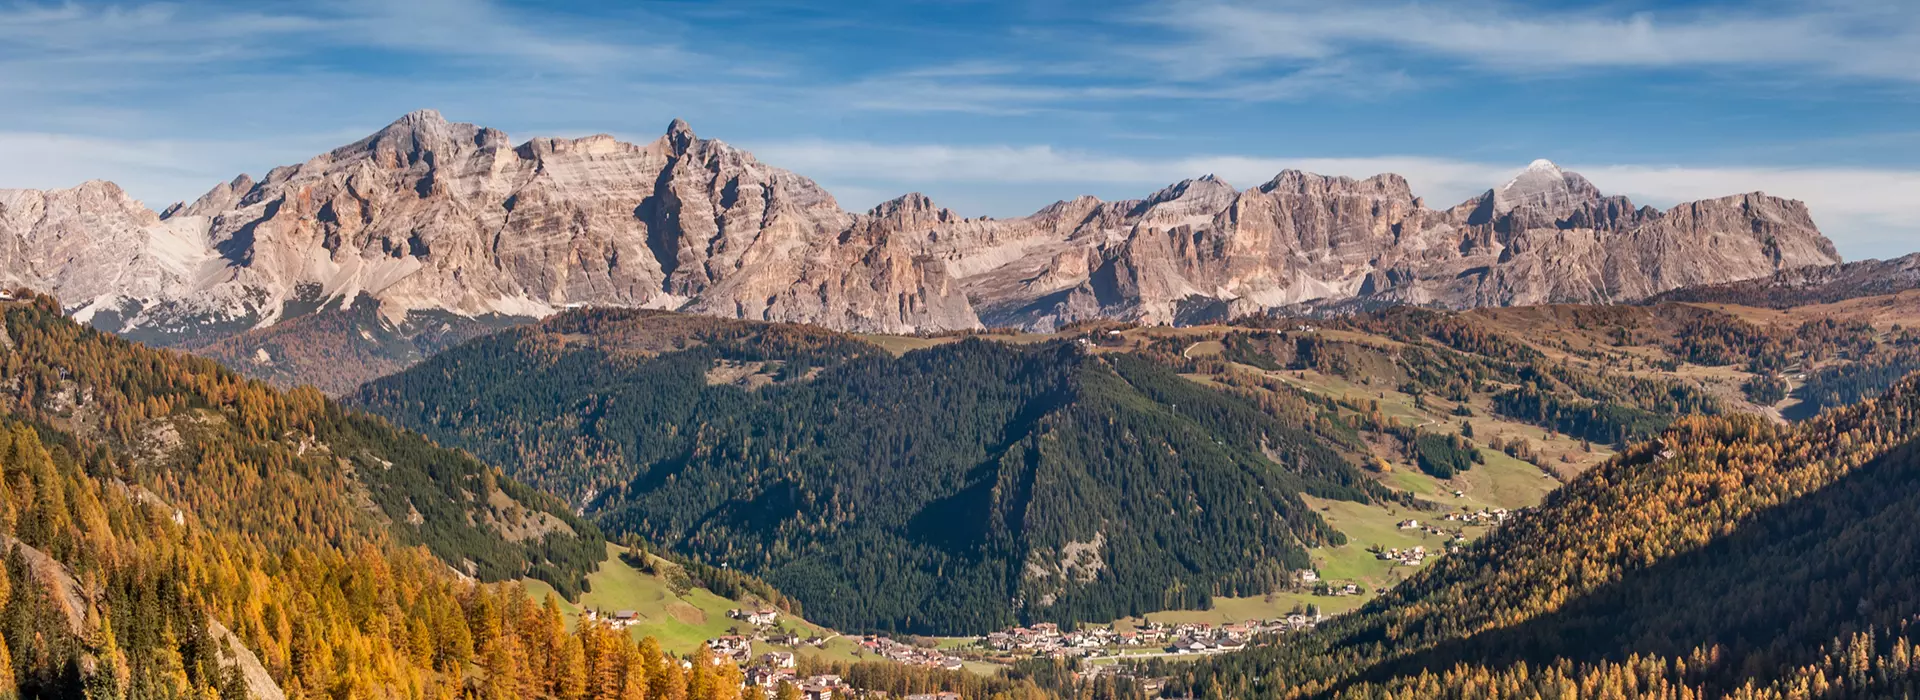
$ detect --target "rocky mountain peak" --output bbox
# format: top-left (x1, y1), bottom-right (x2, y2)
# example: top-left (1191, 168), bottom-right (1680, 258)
top-left (1031, 195), bottom-right (1106, 221)
top-left (165, 174), bottom-right (257, 220)
top-left (329, 108), bottom-right (481, 169)
top-left (665, 118), bottom-right (697, 155)
top-left (74, 179), bottom-right (132, 200)
top-left (1493, 158), bottom-right (1602, 216)
top-left (4, 180), bottom-right (151, 218)
top-left (394, 108), bottom-right (449, 129)
top-left (1261, 170), bottom-right (1416, 200)
top-left (1143, 175), bottom-right (1236, 207)
top-left (869, 192), bottom-right (955, 225)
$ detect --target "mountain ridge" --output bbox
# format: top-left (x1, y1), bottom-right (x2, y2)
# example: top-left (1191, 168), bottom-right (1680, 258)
top-left (1648, 251), bottom-right (1920, 308)
top-left (0, 110), bottom-right (1841, 357)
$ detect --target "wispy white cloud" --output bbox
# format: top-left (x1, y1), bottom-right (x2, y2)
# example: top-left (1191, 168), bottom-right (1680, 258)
top-left (823, 59), bottom-right (1413, 115)
top-left (0, 0), bottom-right (720, 150)
top-left (1141, 0), bottom-right (1920, 82)
top-left (0, 2), bottom-right (325, 50)
top-left (811, 0), bottom-right (1920, 116)
top-left (318, 0), bottom-right (671, 71)
top-left (752, 139), bottom-right (1920, 261)
top-left (0, 0), bottom-right (669, 75)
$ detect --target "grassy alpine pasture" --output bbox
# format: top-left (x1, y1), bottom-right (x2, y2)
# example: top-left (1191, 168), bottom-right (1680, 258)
top-left (1110, 591), bottom-right (1371, 629)
top-left (523, 543), bottom-right (865, 662)
top-left (1300, 496), bottom-right (1469, 592)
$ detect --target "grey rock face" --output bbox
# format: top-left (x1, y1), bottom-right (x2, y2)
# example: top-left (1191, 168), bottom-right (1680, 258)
top-left (1649, 252), bottom-right (1920, 308)
top-left (0, 115), bottom-right (1844, 343)
top-left (894, 159), bottom-right (1839, 329)
top-left (0, 181), bottom-right (231, 334)
top-left (4, 111), bottom-right (982, 340)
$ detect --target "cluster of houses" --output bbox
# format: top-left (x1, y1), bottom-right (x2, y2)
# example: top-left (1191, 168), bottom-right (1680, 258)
top-left (739, 653), bottom-right (816, 697)
top-left (707, 635), bottom-right (755, 665)
top-left (1152, 616), bottom-right (1323, 655)
top-left (742, 666), bottom-right (949, 700)
top-left (739, 652), bottom-right (846, 699)
top-left (1315, 582), bottom-right (1364, 597)
top-left (1079, 663), bottom-right (1171, 696)
top-left (730, 608), bottom-right (781, 626)
top-left (737, 652), bottom-right (958, 699)
top-left (734, 638), bottom-right (963, 698)
top-left (980, 616), bottom-right (1323, 658)
top-left (859, 636), bottom-right (966, 671)
top-left (745, 670), bottom-right (852, 700)
top-left (1377, 545), bottom-right (1429, 566)
top-left (1442, 508), bottom-right (1511, 525)
top-left (1399, 507), bottom-right (1512, 534)
top-left (1294, 567), bottom-right (1363, 596)
top-left (582, 609), bottom-right (643, 629)
top-left (1397, 519), bottom-right (1457, 539)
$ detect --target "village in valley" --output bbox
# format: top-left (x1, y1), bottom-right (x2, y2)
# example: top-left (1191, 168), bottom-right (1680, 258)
top-left (573, 585), bottom-right (1338, 698)
top-left (642, 498), bottom-right (1523, 699)
top-left (978, 616), bottom-right (1321, 658)
top-left (679, 608), bottom-right (1335, 699)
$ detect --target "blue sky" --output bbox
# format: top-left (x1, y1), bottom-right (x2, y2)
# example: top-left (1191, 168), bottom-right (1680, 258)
top-left (2, 0), bottom-right (1916, 258)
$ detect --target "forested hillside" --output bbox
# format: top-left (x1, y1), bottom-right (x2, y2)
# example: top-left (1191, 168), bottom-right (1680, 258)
top-left (0, 293), bottom-right (696, 698)
top-left (1787, 343), bottom-right (1920, 420)
top-left (1169, 368), bottom-right (1920, 699)
top-left (355, 310), bottom-right (1395, 634)
top-left (2, 294), bottom-right (603, 592)
top-left (1230, 307), bottom-right (1727, 448)
top-left (1283, 299), bottom-right (1920, 435)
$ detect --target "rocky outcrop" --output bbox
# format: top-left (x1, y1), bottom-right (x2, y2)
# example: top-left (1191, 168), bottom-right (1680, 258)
top-left (0, 111), bottom-right (1843, 346)
top-left (0, 181), bottom-right (225, 335)
top-left (209, 619), bottom-right (287, 700)
top-left (0, 535), bottom-right (87, 635)
top-left (894, 159), bottom-right (1839, 329)
top-left (1650, 253), bottom-right (1920, 308)
top-left (2, 111), bottom-right (981, 345)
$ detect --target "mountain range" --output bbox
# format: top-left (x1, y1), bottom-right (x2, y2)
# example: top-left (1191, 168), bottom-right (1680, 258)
top-left (0, 110), bottom-right (1842, 358)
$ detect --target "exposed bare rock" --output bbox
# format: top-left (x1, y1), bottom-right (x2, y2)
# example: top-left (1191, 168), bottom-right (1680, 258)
top-left (161, 174), bottom-right (254, 220)
top-left (0, 181), bottom-right (228, 332)
top-left (891, 159), bottom-right (1838, 329)
top-left (1, 111), bottom-right (981, 349)
top-left (0, 535), bottom-right (87, 635)
top-left (208, 619), bottom-right (287, 700)
top-left (1492, 159), bottom-right (1601, 216)
top-left (1650, 252), bottom-right (1920, 308)
top-left (0, 112), bottom-right (1843, 355)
